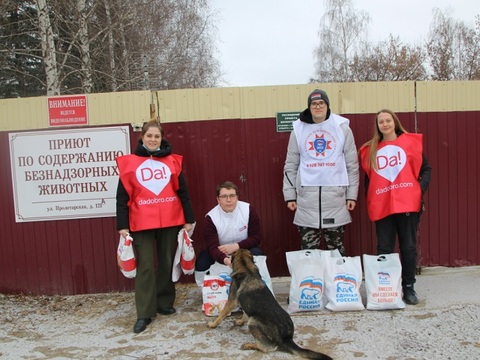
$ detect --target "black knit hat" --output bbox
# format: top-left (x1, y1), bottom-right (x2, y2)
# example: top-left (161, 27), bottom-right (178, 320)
top-left (308, 89), bottom-right (330, 108)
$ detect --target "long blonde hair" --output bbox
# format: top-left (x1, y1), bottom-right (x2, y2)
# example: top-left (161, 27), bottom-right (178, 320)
top-left (362, 109), bottom-right (408, 170)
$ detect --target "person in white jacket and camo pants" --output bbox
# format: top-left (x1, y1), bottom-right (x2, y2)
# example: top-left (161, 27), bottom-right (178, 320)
top-left (283, 89), bottom-right (359, 255)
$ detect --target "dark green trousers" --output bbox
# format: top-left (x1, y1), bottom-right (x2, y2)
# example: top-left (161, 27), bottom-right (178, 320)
top-left (132, 226), bottom-right (180, 319)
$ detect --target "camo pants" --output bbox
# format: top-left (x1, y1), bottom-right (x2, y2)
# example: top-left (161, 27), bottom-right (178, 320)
top-left (297, 225), bottom-right (346, 256)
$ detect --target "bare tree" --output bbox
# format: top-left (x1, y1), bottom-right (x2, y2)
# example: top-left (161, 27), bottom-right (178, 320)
top-left (35, 0), bottom-right (59, 95)
top-left (76, 0), bottom-right (94, 92)
top-left (427, 9), bottom-right (480, 80)
top-left (454, 15), bottom-right (480, 80)
top-left (350, 36), bottom-right (427, 81)
top-left (77, 0), bottom-right (221, 91)
top-left (0, 0), bottom-right (47, 97)
top-left (313, 0), bottom-right (369, 82)
top-left (102, 0), bottom-right (117, 90)
top-left (139, 0), bottom-right (221, 89)
top-left (427, 9), bottom-right (455, 80)
top-left (90, 0), bottom-right (141, 92)
top-left (0, 0), bottom-right (222, 98)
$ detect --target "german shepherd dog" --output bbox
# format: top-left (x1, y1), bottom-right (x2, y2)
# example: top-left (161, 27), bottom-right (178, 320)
top-left (208, 249), bottom-right (333, 360)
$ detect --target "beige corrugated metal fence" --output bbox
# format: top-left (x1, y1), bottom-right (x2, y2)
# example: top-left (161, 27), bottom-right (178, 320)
top-left (0, 81), bottom-right (479, 295)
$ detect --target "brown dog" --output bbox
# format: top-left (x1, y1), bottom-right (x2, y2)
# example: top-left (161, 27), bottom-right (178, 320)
top-left (208, 249), bottom-right (333, 360)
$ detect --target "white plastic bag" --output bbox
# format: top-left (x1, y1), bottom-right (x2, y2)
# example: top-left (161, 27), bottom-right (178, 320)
top-left (286, 249), bottom-right (324, 313)
top-left (253, 255), bottom-right (275, 296)
top-left (172, 225), bottom-right (196, 282)
top-left (323, 254), bottom-right (364, 311)
top-left (363, 254), bottom-right (405, 310)
top-left (117, 234), bottom-right (136, 278)
top-left (180, 229), bottom-right (196, 274)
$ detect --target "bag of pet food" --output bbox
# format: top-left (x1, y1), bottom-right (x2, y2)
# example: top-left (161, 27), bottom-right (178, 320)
top-left (202, 273), bottom-right (230, 316)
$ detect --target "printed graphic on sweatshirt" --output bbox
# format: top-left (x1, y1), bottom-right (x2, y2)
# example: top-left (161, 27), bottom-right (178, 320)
top-left (135, 159), bottom-right (172, 195)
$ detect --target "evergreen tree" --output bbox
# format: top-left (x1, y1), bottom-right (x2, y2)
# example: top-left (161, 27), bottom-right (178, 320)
top-left (0, 1), bottom-right (46, 98)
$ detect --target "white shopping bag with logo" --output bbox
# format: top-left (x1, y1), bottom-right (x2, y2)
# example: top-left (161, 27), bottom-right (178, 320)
top-left (323, 254), bottom-right (364, 311)
top-left (286, 249), bottom-right (325, 314)
top-left (363, 254), bottom-right (405, 310)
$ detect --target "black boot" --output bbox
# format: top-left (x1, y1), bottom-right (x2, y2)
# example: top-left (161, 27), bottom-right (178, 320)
top-left (133, 318), bottom-right (151, 333)
top-left (403, 285), bottom-right (418, 305)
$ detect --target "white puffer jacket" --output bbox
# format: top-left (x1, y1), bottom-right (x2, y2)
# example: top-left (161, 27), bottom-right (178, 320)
top-left (283, 113), bottom-right (359, 229)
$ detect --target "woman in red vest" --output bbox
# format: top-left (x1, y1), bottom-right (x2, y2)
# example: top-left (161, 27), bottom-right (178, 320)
top-left (359, 109), bottom-right (431, 305)
top-left (116, 121), bottom-right (195, 333)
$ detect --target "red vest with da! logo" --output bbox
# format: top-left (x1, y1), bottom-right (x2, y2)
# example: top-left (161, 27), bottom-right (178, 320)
top-left (116, 154), bottom-right (185, 231)
top-left (360, 134), bottom-right (423, 221)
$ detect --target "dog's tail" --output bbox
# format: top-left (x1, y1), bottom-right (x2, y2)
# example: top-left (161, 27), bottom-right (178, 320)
top-left (281, 338), bottom-right (333, 360)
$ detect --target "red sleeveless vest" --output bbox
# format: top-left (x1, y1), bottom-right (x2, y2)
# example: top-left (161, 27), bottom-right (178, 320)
top-left (360, 134), bottom-right (423, 221)
top-left (116, 154), bottom-right (185, 231)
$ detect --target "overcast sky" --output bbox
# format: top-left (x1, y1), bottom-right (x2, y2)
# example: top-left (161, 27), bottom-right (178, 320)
top-left (209, 0), bottom-right (478, 87)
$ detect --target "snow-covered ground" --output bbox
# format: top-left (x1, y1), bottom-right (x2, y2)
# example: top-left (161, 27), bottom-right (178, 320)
top-left (1, 266), bottom-right (479, 359)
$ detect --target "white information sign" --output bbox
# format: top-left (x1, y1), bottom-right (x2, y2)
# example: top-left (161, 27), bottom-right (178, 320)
top-left (9, 126), bottom-right (130, 222)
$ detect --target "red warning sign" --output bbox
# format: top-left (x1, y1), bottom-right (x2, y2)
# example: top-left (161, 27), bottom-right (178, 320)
top-left (48, 95), bottom-right (88, 127)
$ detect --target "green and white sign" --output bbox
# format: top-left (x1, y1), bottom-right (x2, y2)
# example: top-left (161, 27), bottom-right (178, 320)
top-left (276, 112), bottom-right (300, 132)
